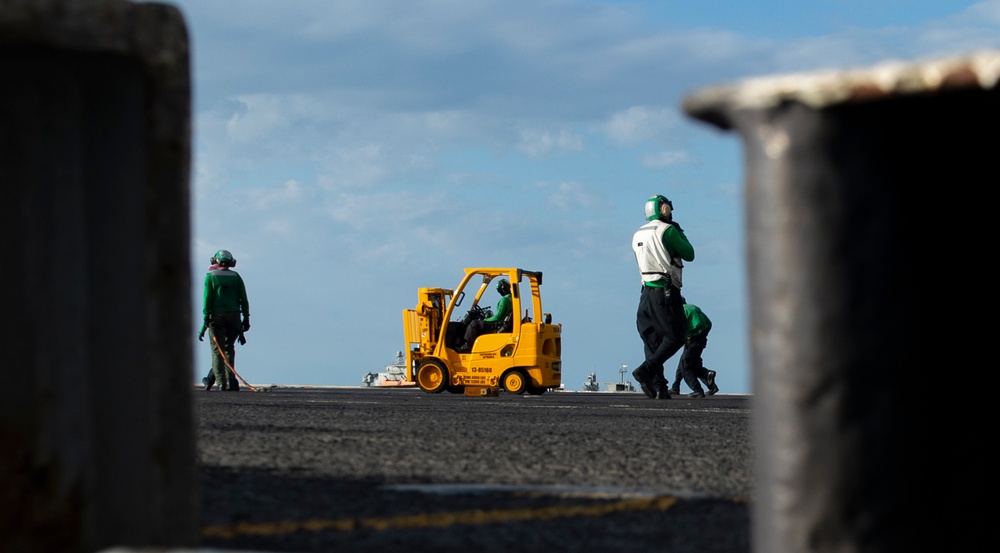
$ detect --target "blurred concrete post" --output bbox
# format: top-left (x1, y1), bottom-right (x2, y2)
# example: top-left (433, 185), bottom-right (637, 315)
top-left (683, 51), bottom-right (999, 552)
top-left (0, 1), bottom-right (197, 552)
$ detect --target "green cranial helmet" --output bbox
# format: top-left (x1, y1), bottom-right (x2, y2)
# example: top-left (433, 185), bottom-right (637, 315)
top-left (496, 278), bottom-right (511, 295)
top-left (212, 249), bottom-right (236, 267)
top-left (644, 195), bottom-right (673, 222)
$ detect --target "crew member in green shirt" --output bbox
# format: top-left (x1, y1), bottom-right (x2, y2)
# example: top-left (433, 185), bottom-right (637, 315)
top-left (630, 195), bottom-right (695, 400)
top-left (198, 249), bottom-right (250, 391)
top-left (670, 299), bottom-right (718, 397)
top-left (459, 278), bottom-right (512, 351)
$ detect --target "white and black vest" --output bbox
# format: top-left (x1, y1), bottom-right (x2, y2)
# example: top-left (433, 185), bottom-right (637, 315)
top-left (632, 220), bottom-right (683, 288)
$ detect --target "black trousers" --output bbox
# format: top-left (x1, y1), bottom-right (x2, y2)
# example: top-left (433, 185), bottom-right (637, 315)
top-left (208, 311), bottom-right (242, 390)
top-left (674, 331), bottom-right (709, 392)
top-left (635, 284), bottom-right (685, 389)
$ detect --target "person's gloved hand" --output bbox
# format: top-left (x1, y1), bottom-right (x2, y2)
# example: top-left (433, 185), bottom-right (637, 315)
top-left (238, 333), bottom-right (247, 346)
top-left (198, 327), bottom-right (206, 342)
top-left (242, 317), bottom-right (251, 332)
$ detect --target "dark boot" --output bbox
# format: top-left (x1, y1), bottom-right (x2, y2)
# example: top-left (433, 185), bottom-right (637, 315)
top-left (704, 370), bottom-right (719, 395)
top-left (632, 365), bottom-right (655, 399)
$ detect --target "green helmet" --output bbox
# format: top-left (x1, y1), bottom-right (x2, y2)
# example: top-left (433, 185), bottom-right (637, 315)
top-left (496, 278), bottom-right (511, 295)
top-left (212, 249), bottom-right (236, 267)
top-left (644, 195), bottom-right (673, 222)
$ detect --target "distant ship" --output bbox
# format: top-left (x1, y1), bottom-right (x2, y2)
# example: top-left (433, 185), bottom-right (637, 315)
top-left (583, 364), bottom-right (636, 392)
top-left (362, 351), bottom-right (416, 387)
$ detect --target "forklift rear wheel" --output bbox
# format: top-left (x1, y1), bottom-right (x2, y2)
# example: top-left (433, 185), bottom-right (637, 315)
top-left (416, 359), bottom-right (449, 393)
top-left (502, 370), bottom-right (528, 395)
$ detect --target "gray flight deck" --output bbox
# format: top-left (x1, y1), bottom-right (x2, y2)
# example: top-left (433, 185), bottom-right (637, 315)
top-left (194, 387), bottom-right (753, 553)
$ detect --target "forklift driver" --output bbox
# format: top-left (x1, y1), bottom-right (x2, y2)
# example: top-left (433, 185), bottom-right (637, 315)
top-left (458, 278), bottom-right (512, 351)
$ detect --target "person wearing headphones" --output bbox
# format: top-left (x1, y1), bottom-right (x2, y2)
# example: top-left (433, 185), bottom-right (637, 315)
top-left (630, 195), bottom-right (695, 399)
top-left (198, 249), bottom-right (250, 391)
top-left (458, 278), bottom-right (512, 352)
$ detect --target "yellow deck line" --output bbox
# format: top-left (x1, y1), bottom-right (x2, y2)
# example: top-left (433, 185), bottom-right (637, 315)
top-left (202, 495), bottom-right (679, 538)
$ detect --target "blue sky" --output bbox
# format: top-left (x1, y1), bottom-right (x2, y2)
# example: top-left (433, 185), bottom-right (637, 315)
top-left (166, 0), bottom-right (999, 392)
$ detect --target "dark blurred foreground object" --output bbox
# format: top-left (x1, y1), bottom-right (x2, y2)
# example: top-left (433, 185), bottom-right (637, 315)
top-left (0, 1), bottom-right (197, 551)
top-left (684, 50), bottom-right (999, 552)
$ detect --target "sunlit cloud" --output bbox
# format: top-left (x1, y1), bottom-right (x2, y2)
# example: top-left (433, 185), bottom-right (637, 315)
top-left (642, 150), bottom-right (690, 168)
top-left (515, 128), bottom-right (584, 157)
top-left (534, 181), bottom-right (611, 211)
top-left (262, 218), bottom-right (295, 240)
top-left (316, 144), bottom-right (389, 191)
top-left (247, 179), bottom-right (305, 209)
top-left (605, 106), bottom-right (677, 145)
top-left (965, 0), bottom-right (1000, 23)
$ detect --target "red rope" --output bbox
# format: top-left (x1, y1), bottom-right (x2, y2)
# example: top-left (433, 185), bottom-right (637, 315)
top-left (210, 332), bottom-right (257, 392)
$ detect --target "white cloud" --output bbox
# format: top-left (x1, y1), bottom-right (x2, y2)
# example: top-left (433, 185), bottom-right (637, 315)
top-left (320, 189), bottom-right (453, 228)
top-left (515, 128), bottom-right (584, 157)
top-left (248, 179), bottom-right (305, 209)
top-left (954, 0), bottom-right (1000, 24)
top-left (224, 94), bottom-right (315, 145)
top-left (605, 106), bottom-right (678, 145)
top-left (643, 150), bottom-right (690, 168)
top-left (533, 181), bottom-right (611, 211)
top-left (316, 145), bottom-right (389, 191)
top-left (262, 219), bottom-right (295, 240)
top-left (717, 182), bottom-right (741, 197)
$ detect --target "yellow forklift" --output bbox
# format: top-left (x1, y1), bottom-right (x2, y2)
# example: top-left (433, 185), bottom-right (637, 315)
top-left (402, 268), bottom-right (562, 394)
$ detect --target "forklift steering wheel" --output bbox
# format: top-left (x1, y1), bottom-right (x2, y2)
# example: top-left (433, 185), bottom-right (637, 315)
top-left (467, 304), bottom-right (487, 321)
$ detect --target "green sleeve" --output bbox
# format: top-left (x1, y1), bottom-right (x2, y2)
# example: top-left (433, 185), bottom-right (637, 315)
top-left (663, 225), bottom-right (695, 262)
top-left (485, 295), bottom-right (511, 322)
top-left (202, 273), bottom-right (213, 316)
top-left (240, 278), bottom-right (250, 317)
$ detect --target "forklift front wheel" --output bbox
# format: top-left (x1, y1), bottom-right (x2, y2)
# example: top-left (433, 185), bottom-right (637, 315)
top-left (502, 370), bottom-right (528, 395)
top-left (416, 359), bottom-right (449, 393)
